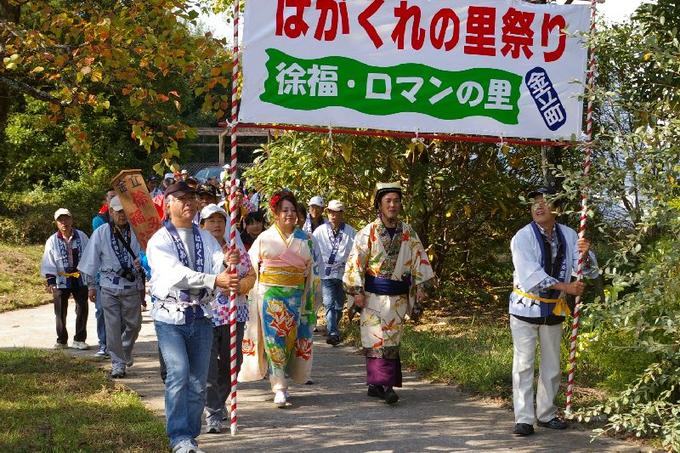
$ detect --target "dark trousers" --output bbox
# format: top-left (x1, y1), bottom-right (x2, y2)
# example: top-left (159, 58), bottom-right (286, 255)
top-left (53, 286), bottom-right (89, 344)
top-left (205, 322), bottom-right (245, 424)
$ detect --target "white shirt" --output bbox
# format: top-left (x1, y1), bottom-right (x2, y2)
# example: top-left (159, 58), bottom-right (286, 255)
top-left (509, 222), bottom-right (599, 318)
top-left (146, 224), bottom-right (225, 325)
top-left (313, 222), bottom-right (356, 280)
top-left (40, 229), bottom-right (89, 289)
top-left (78, 223), bottom-right (143, 290)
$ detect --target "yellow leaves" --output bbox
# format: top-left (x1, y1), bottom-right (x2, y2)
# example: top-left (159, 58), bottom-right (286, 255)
top-left (91, 70), bottom-right (103, 82)
top-left (3, 54), bottom-right (20, 70)
top-left (463, 204), bottom-right (472, 218)
top-left (340, 143), bottom-right (352, 163)
top-left (30, 66), bottom-right (45, 74)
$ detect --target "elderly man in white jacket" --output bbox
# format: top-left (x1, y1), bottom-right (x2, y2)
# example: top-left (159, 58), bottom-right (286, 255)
top-left (78, 196), bottom-right (143, 379)
top-left (509, 187), bottom-right (599, 437)
top-left (146, 181), bottom-right (239, 453)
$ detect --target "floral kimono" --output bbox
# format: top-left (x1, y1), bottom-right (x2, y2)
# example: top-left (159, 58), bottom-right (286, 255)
top-left (239, 224), bottom-right (318, 391)
top-left (344, 218), bottom-right (435, 387)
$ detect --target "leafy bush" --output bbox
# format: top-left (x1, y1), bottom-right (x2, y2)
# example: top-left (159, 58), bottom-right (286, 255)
top-left (0, 170), bottom-right (110, 244)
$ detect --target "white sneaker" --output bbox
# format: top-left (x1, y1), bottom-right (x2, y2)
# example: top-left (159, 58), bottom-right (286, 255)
top-left (172, 439), bottom-right (203, 453)
top-left (71, 341), bottom-right (89, 350)
top-left (274, 390), bottom-right (287, 408)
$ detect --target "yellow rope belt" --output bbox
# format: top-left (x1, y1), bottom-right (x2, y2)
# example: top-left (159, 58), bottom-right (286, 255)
top-left (58, 271), bottom-right (81, 278)
top-left (513, 288), bottom-right (571, 316)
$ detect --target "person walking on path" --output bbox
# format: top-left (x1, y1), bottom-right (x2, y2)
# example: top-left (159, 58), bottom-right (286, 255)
top-left (40, 208), bottom-right (90, 350)
top-left (146, 181), bottom-right (239, 453)
top-left (344, 182), bottom-right (435, 405)
top-left (509, 187), bottom-right (599, 437)
top-left (302, 195), bottom-right (326, 235)
top-left (78, 196), bottom-right (144, 379)
top-left (313, 200), bottom-right (356, 346)
top-left (91, 188), bottom-right (117, 357)
top-left (240, 190), bottom-right (318, 408)
top-left (199, 203), bottom-right (255, 434)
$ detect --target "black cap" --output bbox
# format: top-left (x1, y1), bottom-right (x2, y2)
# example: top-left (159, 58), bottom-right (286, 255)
top-left (197, 183), bottom-right (217, 198)
top-left (527, 186), bottom-right (557, 199)
top-left (164, 181), bottom-right (196, 198)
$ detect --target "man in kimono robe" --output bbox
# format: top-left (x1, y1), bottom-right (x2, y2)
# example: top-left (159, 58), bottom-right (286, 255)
top-left (510, 187), bottom-right (599, 437)
top-left (344, 182), bottom-right (435, 404)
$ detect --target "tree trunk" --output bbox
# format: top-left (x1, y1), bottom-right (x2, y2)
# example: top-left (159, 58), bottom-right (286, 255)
top-left (0, 1), bottom-right (21, 130)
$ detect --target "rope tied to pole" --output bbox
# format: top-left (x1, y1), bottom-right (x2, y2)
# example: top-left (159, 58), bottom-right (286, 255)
top-left (565, 0), bottom-right (598, 418)
top-left (227, 0), bottom-right (241, 436)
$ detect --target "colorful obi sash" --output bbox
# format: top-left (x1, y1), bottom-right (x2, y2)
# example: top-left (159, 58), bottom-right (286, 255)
top-left (260, 247), bottom-right (307, 287)
top-left (365, 274), bottom-right (410, 296)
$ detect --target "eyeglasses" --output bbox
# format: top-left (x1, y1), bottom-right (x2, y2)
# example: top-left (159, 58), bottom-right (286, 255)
top-left (173, 195), bottom-right (197, 204)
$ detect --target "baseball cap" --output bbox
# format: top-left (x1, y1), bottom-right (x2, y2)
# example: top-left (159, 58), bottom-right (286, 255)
top-left (197, 184), bottom-right (217, 198)
top-left (327, 200), bottom-right (344, 212)
top-left (109, 196), bottom-right (124, 211)
top-left (53, 208), bottom-right (72, 220)
top-left (164, 181), bottom-right (196, 198)
top-left (308, 196), bottom-right (324, 207)
top-left (527, 186), bottom-right (557, 199)
top-left (200, 204), bottom-right (229, 223)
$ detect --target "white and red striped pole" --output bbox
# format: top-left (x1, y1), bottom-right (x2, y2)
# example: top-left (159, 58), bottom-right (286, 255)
top-left (565, 0), bottom-right (598, 417)
top-left (227, 0), bottom-right (241, 436)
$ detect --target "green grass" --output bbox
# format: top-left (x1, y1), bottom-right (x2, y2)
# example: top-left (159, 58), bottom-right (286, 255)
top-left (0, 243), bottom-right (52, 312)
top-left (342, 309), bottom-right (647, 409)
top-left (343, 316), bottom-right (513, 397)
top-left (0, 348), bottom-right (167, 452)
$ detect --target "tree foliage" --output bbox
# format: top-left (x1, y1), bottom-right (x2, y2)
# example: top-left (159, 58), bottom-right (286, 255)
top-left (566, 2), bottom-right (680, 449)
top-left (244, 132), bottom-right (558, 301)
top-left (1, 0), bottom-right (232, 170)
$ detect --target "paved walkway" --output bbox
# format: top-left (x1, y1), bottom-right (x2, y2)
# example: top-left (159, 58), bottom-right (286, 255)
top-left (0, 304), bottom-right (645, 452)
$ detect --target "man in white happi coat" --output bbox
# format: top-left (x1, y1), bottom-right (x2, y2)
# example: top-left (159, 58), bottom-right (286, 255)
top-left (40, 208), bottom-right (90, 350)
top-left (146, 181), bottom-right (239, 453)
top-left (313, 199), bottom-right (356, 346)
top-left (509, 187), bottom-right (599, 437)
top-left (79, 196), bottom-right (144, 379)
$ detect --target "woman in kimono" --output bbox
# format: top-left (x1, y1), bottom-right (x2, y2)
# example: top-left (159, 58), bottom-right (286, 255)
top-left (239, 190), bottom-right (318, 408)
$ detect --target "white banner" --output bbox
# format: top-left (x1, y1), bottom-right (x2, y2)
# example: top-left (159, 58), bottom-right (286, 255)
top-left (240, 0), bottom-right (590, 140)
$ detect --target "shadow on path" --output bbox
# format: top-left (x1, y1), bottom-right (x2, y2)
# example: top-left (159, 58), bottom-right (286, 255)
top-left (0, 305), bottom-right (643, 452)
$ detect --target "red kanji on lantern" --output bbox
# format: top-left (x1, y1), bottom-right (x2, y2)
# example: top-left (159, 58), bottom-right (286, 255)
top-left (541, 13), bottom-right (566, 63)
top-left (314, 0), bottom-right (349, 41)
top-left (430, 8), bottom-right (460, 51)
top-left (464, 6), bottom-right (496, 56)
top-left (276, 0), bottom-right (312, 39)
top-left (391, 1), bottom-right (426, 50)
top-left (130, 190), bottom-right (148, 209)
top-left (501, 7), bottom-right (535, 59)
top-left (358, 0), bottom-right (384, 48)
top-left (128, 209), bottom-right (146, 227)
